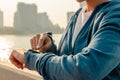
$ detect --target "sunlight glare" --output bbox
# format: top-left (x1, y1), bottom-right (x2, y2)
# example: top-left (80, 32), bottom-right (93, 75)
top-left (0, 37), bottom-right (13, 62)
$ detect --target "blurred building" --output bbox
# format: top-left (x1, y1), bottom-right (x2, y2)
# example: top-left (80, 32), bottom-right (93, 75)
top-left (37, 12), bottom-right (53, 30)
top-left (14, 2), bottom-right (62, 34)
top-left (14, 2), bottom-right (37, 30)
top-left (37, 12), bottom-right (62, 33)
top-left (0, 10), bottom-right (3, 27)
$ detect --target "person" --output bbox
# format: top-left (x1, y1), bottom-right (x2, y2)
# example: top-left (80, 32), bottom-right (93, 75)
top-left (9, 0), bottom-right (120, 80)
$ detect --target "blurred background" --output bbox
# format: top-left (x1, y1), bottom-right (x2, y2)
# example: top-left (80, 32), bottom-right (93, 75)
top-left (0, 0), bottom-right (85, 79)
top-left (0, 0), bottom-right (85, 61)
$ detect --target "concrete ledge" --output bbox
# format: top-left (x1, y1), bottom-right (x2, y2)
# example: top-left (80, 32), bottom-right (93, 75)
top-left (0, 64), bottom-right (43, 80)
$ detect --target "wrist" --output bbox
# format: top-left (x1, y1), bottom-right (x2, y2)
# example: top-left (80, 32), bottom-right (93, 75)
top-left (46, 32), bottom-right (53, 41)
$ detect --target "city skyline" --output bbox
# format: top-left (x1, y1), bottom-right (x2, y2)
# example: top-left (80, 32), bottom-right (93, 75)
top-left (0, 0), bottom-right (80, 28)
top-left (0, 2), bottom-right (63, 35)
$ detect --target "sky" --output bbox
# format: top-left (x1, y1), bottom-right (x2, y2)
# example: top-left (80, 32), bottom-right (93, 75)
top-left (0, 0), bottom-right (80, 28)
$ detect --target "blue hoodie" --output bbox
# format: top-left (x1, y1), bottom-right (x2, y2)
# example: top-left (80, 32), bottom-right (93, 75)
top-left (25, 1), bottom-right (120, 80)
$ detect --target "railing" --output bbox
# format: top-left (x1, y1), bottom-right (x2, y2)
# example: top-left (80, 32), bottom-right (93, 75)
top-left (0, 63), bottom-right (43, 80)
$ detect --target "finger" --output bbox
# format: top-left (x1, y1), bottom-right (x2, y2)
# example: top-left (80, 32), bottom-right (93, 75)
top-left (33, 36), bottom-right (36, 50)
top-left (30, 37), bottom-right (36, 50)
top-left (37, 39), bottom-right (44, 49)
top-left (16, 62), bottom-right (24, 69)
top-left (35, 34), bottom-right (41, 45)
top-left (37, 35), bottom-right (45, 49)
top-left (30, 38), bottom-right (34, 50)
top-left (13, 60), bottom-right (24, 69)
top-left (9, 50), bottom-right (16, 63)
top-left (12, 60), bottom-right (23, 68)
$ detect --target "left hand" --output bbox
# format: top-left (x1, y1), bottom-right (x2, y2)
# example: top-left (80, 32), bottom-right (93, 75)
top-left (9, 49), bottom-right (26, 69)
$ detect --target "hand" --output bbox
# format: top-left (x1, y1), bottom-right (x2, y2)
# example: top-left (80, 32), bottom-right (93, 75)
top-left (30, 33), bottom-right (52, 52)
top-left (9, 49), bottom-right (26, 69)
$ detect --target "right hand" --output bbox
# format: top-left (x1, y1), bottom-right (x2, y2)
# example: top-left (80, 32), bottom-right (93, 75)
top-left (30, 33), bottom-right (52, 52)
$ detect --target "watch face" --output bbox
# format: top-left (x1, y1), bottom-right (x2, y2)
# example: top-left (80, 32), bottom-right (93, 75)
top-left (47, 32), bottom-right (52, 36)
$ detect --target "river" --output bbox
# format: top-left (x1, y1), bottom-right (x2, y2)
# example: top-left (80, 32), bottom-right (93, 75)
top-left (0, 34), bottom-right (62, 62)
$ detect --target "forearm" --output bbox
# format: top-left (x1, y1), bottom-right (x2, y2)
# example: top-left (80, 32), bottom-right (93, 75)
top-left (24, 47), bottom-right (120, 80)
